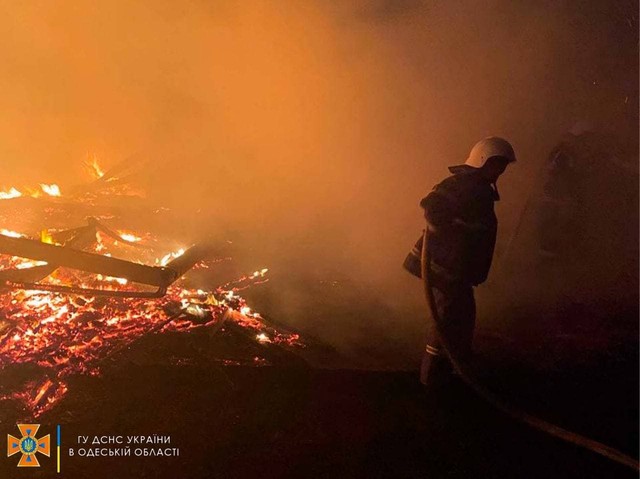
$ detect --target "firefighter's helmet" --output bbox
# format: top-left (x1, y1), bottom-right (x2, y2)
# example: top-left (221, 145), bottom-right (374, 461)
top-left (465, 137), bottom-right (516, 168)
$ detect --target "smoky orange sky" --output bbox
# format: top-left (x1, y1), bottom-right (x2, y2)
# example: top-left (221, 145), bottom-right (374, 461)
top-left (0, 0), bottom-right (636, 305)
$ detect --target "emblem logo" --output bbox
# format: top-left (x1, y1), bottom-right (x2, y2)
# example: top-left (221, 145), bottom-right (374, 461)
top-left (7, 424), bottom-right (50, 467)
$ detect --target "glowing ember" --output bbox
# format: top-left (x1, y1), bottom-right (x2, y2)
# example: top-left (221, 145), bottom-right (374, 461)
top-left (256, 333), bottom-right (271, 343)
top-left (251, 269), bottom-right (269, 278)
top-left (0, 160), bottom-right (303, 418)
top-left (0, 233), bottom-right (301, 416)
top-left (0, 380), bottom-right (68, 416)
top-left (15, 260), bottom-right (48, 269)
top-left (117, 231), bottom-right (141, 242)
top-left (95, 274), bottom-right (128, 285)
top-left (0, 263), bottom-right (298, 416)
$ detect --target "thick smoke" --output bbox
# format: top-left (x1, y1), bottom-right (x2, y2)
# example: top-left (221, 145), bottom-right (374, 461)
top-left (0, 1), bottom-right (636, 362)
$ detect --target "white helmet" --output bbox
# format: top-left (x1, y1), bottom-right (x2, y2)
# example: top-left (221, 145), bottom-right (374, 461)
top-left (465, 137), bottom-right (516, 168)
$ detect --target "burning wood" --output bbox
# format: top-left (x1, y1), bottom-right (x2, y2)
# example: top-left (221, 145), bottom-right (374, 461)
top-left (0, 159), bottom-right (303, 417)
top-left (0, 184), bottom-right (63, 200)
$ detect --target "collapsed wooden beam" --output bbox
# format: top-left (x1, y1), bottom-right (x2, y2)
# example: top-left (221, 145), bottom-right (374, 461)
top-left (0, 234), bottom-right (177, 287)
top-left (164, 243), bottom-right (217, 279)
top-left (0, 223), bottom-right (99, 283)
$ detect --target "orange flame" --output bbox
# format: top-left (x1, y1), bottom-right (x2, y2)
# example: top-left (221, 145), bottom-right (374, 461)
top-left (85, 155), bottom-right (105, 179)
top-left (40, 184), bottom-right (61, 197)
top-left (0, 187), bottom-right (23, 200)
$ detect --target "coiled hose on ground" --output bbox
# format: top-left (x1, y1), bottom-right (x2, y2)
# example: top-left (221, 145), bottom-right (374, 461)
top-left (419, 227), bottom-right (639, 472)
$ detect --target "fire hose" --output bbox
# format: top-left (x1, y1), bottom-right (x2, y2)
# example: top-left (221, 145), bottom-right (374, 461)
top-left (419, 227), bottom-right (639, 472)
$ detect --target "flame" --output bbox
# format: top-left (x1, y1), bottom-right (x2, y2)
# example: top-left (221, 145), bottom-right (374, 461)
top-left (15, 260), bottom-right (48, 269)
top-left (0, 252), bottom-right (300, 416)
top-left (0, 158), bottom-right (303, 417)
top-left (96, 274), bottom-right (128, 285)
top-left (251, 268), bottom-right (269, 278)
top-left (0, 229), bottom-right (26, 238)
top-left (117, 231), bottom-right (141, 242)
top-left (158, 248), bottom-right (185, 266)
top-left (40, 184), bottom-right (61, 197)
top-left (0, 187), bottom-right (22, 200)
top-left (0, 184), bottom-right (62, 200)
top-left (85, 155), bottom-right (105, 179)
top-left (40, 229), bottom-right (54, 244)
top-left (256, 333), bottom-right (272, 343)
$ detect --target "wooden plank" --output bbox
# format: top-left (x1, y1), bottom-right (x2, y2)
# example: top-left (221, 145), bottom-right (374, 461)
top-left (0, 234), bottom-right (176, 287)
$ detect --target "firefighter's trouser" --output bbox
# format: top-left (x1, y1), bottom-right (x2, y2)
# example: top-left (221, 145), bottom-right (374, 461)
top-left (421, 283), bottom-right (475, 386)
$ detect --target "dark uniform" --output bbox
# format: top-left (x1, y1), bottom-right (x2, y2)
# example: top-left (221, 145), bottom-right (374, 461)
top-left (404, 165), bottom-right (499, 383)
top-left (538, 129), bottom-right (628, 260)
top-left (534, 129), bottom-right (637, 325)
top-left (537, 134), bottom-right (588, 258)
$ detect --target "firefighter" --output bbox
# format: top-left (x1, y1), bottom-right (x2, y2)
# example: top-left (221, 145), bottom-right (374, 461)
top-left (537, 122), bottom-right (594, 260)
top-left (534, 123), bottom-right (636, 330)
top-left (404, 137), bottom-right (516, 387)
top-left (537, 122), bottom-right (631, 261)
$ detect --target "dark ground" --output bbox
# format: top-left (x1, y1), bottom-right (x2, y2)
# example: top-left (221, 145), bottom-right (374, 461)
top-left (0, 277), bottom-right (637, 479)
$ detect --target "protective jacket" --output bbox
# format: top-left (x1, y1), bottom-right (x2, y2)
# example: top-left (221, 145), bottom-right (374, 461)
top-left (404, 165), bottom-right (498, 286)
